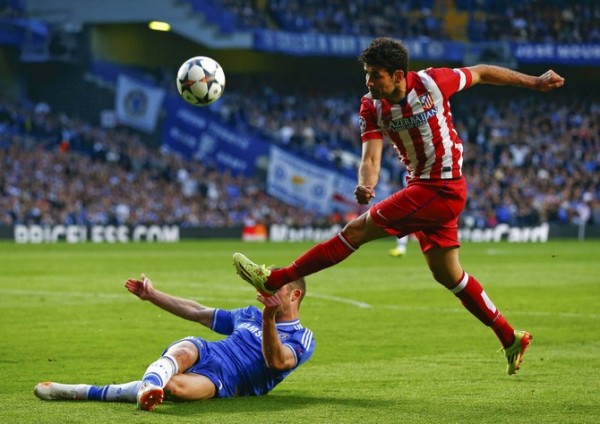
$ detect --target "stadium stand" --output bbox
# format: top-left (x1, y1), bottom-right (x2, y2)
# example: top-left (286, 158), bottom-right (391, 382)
top-left (1, 76), bottom-right (598, 229)
top-left (457, 0), bottom-right (600, 43)
top-left (0, 98), bottom-right (329, 228)
top-left (187, 0), bottom-right (599, 43)
top-left (188, 0), bottom-right (446, 40)
top-left (1, 0), bottom-right (598, 238)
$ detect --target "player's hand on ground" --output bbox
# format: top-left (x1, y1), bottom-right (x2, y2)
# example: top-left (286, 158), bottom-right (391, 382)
top-left (355, 185), bottom-right (375, 204)
top-left (257, 292), bottom-right (282, 318)
top-left (124, 273), bottom-right (154, 300)
top-left (536, 70), bottom-right (565, 92)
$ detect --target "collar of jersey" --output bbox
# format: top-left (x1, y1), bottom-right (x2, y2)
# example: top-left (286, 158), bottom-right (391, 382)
top-left (275, 319), bottom-right (300, 327)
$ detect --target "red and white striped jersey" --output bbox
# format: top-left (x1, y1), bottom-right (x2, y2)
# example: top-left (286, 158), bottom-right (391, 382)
top-left (359, 67), bottom-right (473, 181)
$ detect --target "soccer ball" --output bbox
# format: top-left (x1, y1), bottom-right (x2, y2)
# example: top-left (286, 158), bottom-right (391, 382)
top-left (176, 56), bottom-right (226, 106)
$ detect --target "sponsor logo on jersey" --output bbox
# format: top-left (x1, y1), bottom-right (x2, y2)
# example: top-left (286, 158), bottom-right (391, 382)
top-left (386, 107), bottom-right (437, 131)
top-left (239, 322), bottom-right (262, 338)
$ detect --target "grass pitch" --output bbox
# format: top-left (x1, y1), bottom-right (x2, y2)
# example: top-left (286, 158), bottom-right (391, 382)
top-left (1, 239), bottom-right (599, 423)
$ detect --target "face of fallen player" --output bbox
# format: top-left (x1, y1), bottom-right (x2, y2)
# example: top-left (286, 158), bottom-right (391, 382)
top-left (273, 285), bottom-right (302, 320)
top-left (364, 64), bottom-right (405, 103)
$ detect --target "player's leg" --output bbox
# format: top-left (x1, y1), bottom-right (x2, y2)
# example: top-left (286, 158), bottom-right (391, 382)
top-left (389, 236), bottom-right (408, 257)
top-left (137, 340), bottom-right (200, 411)
top-left (234, 211), bottom-right (389, 292)
top-left (423, 245), bottom-right (517, 345)
top-left (423, 246), bottom-right (531, 374)
top-left (34, 381), bottom-right (141, 402)
top-left (399, 177), bottom-right (522, 352)
top-left (164, 373), bottom-right (216, 401)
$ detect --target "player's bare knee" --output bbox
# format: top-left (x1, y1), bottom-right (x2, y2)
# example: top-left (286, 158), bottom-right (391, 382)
top-left (429, 268), bottom-right (456, 289)
top-left (430, 269), bottom-right (446, 285)
top-left (342, 213), bottom-right (380, 245)
top-left (165, 341), bottom-right (199, 370)
top-left (342, 216), bottom-right (361, 234)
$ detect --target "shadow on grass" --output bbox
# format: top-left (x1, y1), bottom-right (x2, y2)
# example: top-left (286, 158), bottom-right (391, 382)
top-left (152, 394), bottom-right (392, 416)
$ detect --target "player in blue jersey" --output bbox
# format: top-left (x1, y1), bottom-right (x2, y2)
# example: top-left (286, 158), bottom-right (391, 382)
top-left (33, 273), bottom-right (315, 412)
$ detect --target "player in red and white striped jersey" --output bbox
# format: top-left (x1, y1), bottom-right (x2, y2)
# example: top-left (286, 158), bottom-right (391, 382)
top-left (233, 37), bottom-right (564, 375)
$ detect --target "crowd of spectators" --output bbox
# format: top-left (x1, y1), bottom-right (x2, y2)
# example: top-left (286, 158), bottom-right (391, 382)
top-left (206, 0), bottom-right (445, 40)
top-left (214, 76), bottom-right (599, 230)
top-left (198, 0), bottom-right (600, 44)
top-left (0, 0), bottom-right (25, 18)
top-left (266, 0), bottom-right (444, 40)
top-left (0, 99), bottom-right (328, 229)
top-left (2, 1), bottom-right (597, 232)
top-left (463, 0), bottom-right (600, 43)
top-left (1, 75), bottom-right (598, 231)
top-left (455, 86), bottom-right (599, 229)
top-left (214, 76), bottom-right (364, 176)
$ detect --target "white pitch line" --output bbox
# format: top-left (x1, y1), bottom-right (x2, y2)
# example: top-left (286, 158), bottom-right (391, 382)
top-left (306, 293), bottom-right (600, 320)
top-left (2, 288), bottom-right (597, 320)
top-left (306, 292), bottom-right (372, 308)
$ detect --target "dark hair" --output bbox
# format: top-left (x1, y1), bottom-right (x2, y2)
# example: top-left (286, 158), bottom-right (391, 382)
top-left (358, 37), bottom-right (409, 76)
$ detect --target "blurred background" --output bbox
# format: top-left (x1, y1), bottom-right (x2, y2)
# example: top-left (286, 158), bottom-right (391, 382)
top-left (0, 0), bottom-right (598, 243)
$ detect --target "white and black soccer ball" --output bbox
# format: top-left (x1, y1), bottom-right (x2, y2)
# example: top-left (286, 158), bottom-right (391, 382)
top-left (176, 56), bottom-right (226, 106)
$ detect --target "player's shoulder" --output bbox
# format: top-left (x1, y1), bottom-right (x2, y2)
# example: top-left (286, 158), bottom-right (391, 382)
top-left (360, 92), bottom-right (376, 112)
top-left (242, 304), bottom-right (262, 316)
top-left (360, 91), bottom-right (374, 102)
top-left (278, 319), bottom-right (314, 337)
top-left (420, 66), bottom-right (470, 80)
top-left (289, 321), bottom-right (316, 350)
top-left (230, 305), bottom-right (262, 320)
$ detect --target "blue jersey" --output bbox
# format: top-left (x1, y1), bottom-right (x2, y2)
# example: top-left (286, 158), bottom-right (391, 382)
top-left (176, 305), bottom-right (315, 398)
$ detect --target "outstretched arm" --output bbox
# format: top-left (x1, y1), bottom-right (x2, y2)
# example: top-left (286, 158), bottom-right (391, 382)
top-left (257, 294), bottom-right (297, 371)
top-left (468, 64), bottom-right (565, 92)
top-left (125, 274), bottom-right (215, 327)
top-left (355, 139), bottom-right (384, 205)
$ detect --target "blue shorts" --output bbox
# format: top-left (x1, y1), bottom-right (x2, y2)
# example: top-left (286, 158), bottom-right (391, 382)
top-left (162, 337), bottom-right (236, 398)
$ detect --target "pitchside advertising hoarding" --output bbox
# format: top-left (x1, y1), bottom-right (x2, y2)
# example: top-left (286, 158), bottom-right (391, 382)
top-left (13, 225), bottom-right (180, 243)
top-left (253, 30), bottom-right (465, 60)
top-left (9, 222), bottom-right (554, 243)
top-left (253, 31), bottom-right (600, 65)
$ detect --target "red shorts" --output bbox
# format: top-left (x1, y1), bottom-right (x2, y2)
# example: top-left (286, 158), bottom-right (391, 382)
top-left (369, 177), bottom-right (467, 253)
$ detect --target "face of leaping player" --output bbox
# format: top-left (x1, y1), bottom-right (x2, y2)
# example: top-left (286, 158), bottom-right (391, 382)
top-left (364, 64), bottom-right (404, 102)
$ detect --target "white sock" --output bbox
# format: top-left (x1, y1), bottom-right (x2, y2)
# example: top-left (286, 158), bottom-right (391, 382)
top-left (86, 381), bottom-right (142, 402)
top-left (141, 354), bottom-right (178, 388)
top-left (397, 236), bottom-right (408, 248)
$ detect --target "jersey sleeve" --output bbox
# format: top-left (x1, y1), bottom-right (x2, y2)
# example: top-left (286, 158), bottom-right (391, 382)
top-left (284, 328), bottom-right (316, 369)
top-left (211, 308), bottom-right (235, 335)
top-left (425, 67), bottom-right (473, 99)
top-left (359, 96), bottom-right (384, 144)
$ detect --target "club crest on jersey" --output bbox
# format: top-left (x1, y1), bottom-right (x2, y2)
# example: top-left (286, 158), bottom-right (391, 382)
top-left (419, 93), bottom-right (434, 110)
